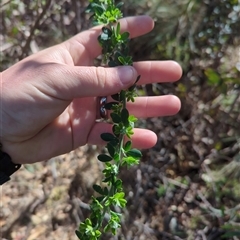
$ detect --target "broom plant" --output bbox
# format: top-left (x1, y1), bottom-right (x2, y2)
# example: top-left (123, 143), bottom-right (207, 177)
top-left (75, 0), bottom-right (141, 239)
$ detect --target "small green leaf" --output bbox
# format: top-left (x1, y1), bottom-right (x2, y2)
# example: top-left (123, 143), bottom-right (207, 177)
top-left (91, 3), bottom-right (105, 16)
top-left (93, 184), bottom-right (104, 195)
top-left (126, 126), bottom-right (134, 138)
top-left (109, 138), bottom-right (119, 147)
top-left (122, 156), bottom-right (139, 167)
top-left (128, 115), bottom-right (138, 122)
top-left (126, 149), bottom-right (142, 159)
top-left (75, 230), bottom-right (82, 239)
top-left (110, 112), bottom-right (122, 123)
top-left (112, 125), bottom-right (120, 137)
top-left (95, 230), bottom-right (102, 238)
top-left (96, 196), bottom-right (105, 202)
top-left (118, 56), bottom-right (126, 65)
top-left (79, 218), bottom-right (92, 232)
top-left (97, 154), bottom-right (112, 162)
top-left (116, 22), bottom-right (120, 36)
top-left (111, 93), bottom-right (120, 101)
top-left (102, 177), bottom-right (111, 183)
top-left (116, 2), bottom-right (124, 9)
top-left (113, 153), bottom-right (120, 162)
top-left (121, 32), bottom-right (130, 41)
top-left (119, 90), bottom-right (125, 102)
top-left (112, 192), bottom-right (127, 208)
top-left (91, 197), bottom-right (104, 211)
top-left (103, 187), bottom-right (109, 195)
top-left (104, 102), bottom-right (118, 110)
top-left (128, 83), bottom-right (136, 91)
top-left (107, 143), bottom-right (115, 157)
top-left (121, 108), bottom-right (129, 126)
top-left (114, 179), bottom-right (123, 191)
top-left (124, 141), bottom-right (132, 151)
top-left (104, 210), bottom-right (121, 235)
top-left (135, 75), bottom-right (141, 83)
top-left (101, 133), bottom-right (116, 141)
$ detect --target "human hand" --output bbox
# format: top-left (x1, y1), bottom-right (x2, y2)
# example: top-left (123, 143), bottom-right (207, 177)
top-left (1, 16), bottom-right (182, 164)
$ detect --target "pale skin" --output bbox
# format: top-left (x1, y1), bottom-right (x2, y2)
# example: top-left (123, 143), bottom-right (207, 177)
top-left (0, 16), bottom-right (182, 164)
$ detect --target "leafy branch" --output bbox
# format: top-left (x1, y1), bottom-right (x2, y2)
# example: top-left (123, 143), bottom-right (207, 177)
top-left (76, 1), bottom-right (141, 239)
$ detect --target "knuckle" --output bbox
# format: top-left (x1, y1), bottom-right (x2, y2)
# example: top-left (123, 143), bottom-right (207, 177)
top-left (95, 66), bottom-right (107, 90)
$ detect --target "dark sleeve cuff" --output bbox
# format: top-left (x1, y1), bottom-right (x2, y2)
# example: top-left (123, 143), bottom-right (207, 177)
top-left (0, 152), bottom-right (21, 185)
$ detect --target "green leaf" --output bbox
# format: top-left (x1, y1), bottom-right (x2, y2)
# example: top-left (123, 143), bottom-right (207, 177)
top-left (103, 163), bottom-right (118, 178)
top-left (104, 102), bottom-right (118, 110)
top-left (118, 56), bottom-right (126, 65)
top-left (113, 51), bottom-right (122, 61)
top-left (126, 148), bottom-right (142, 159)
top-left (113, 153), bottom-right (120, 162)
top-left (126, 126), bottom-right (134, 138)
top-left (124, 141), bottom-right (132, 151)
top-left (121, 108), bottom-right (129, 126)
top-left (103, 210), bottom-right (121, 235)
top-left (107, 143), bottom-right (115, 157)
top-left (91, 197), bottom-right (104, 210)
top-left (85, 3), bottom-right (94, 13)
top-left (93, 184), bottom-right (104, 195)
top-left (75, 230), bottom-right (82, 239)
top-left (128, 83), bottom-right (136, 92)
top-left (135, 75), bottom-right (141, 83)
top-left (96, 196), bottom-right (105, 202)
top-left (119, 90), bottom-right (125, 102)
top-left (102, 177), bottom-right (112, 183)
top-left (91, 3), bottom-right (105, 16)
top-left (109, 138), bottom-right (119, 147)
top-left (110, 112), bottom-right (122, 123)
top-left (112, 125), bottom-right (120, 137)
top-left (112, 192), bottom-right (127, 208)
top-left (127, 75), bottom-right (140, 92)
top-left (101, 133), bottom-right (116, 141)
top-left (97, 154), bottom-right (112, 162)
top-left (95, 230), bottom-right (102, 238)
top-left (111, 93), bottom-right (120, 101)
top-left (128, 115), bottom-right (138, 122)
top-left (116, 2), bottom-right (124, 9)
top-left (79, 218), bottom-right (94, 235)
top-left (114, 179), bottom-right (123, 191)
top-left (122, 156), bottom-right (139, 167)
top-left (103, 187), bottom-right (109, 195)
top-left (122, 56), bottom-right (132, 65)
top-left (116, 22), bottom-right (120, 36)
top-left (121, 32), bottom-right (130, 41)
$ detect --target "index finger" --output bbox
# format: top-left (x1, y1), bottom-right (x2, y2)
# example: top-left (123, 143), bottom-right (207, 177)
top-left (65, 16), bottom-right (154, 65)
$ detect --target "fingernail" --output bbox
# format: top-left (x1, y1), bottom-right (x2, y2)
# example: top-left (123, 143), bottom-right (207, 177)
top-left (117, 66), bottom-right (136, 85)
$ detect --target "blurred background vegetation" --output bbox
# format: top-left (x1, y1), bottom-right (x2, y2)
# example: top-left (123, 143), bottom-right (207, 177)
top-left (1, 0), bottom-right (240, 239)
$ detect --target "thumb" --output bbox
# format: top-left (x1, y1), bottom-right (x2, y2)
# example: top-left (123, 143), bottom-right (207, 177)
top-left (43, 65), bottom-right (138, 99)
